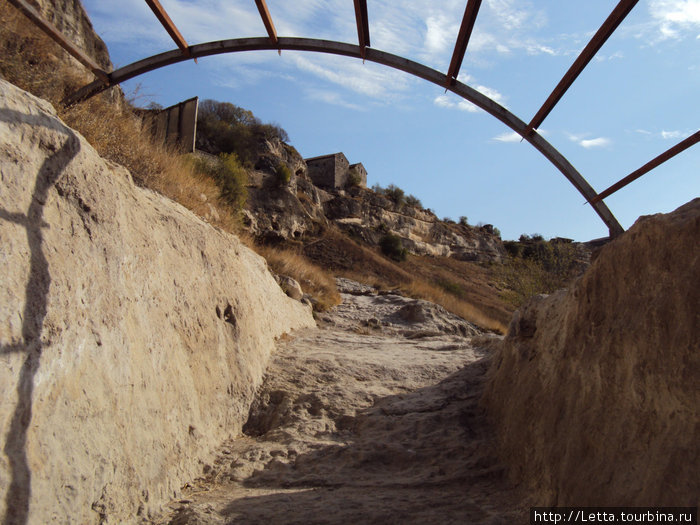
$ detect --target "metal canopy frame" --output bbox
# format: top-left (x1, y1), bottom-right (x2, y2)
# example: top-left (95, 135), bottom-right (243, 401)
top-left (353, 0), bottom-right (370, 59)
top-left (445, 0), bottom-right (482, 88)
top-left (145, 0), bottom-right (192, 57)
top-left (9, 0), bottom-right (699, 238)
top-left (527, 0), bottom-right (639, 134)
top-left (254, 0), bottom-right (278, 45)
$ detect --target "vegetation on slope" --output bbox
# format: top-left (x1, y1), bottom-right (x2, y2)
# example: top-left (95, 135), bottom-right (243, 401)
top-left (494, 235), bottom-right (586, 307)
top-left (1, 3), bottom-right (585, 329)
top-left (0, 3), bottom-right (338, 310)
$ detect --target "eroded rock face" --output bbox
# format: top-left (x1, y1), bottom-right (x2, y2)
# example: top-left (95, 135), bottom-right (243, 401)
top-left (483, 199), bottom-right (700, 506)
top-left (324, 188), bottom-right (505, 261)
top-left (0, 81), bottom-right (315, 523)
top-left (31, 0), bottom-right (112, 70)
top-left (247, 168), bottom-right (505, 263)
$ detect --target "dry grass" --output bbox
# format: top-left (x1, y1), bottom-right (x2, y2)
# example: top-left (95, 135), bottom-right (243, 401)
top-left (0, 5), bottom-right (334, 306)
top-left (1, 6), bottom-right (508, 330)
top-left (303, 229), bottom-right (509, 333)
top-left (59, 98), bottom-right (241, 233)
top-left (402, 279), bottom-right (508, 334)
top-left (254, 245), bottom-right (341, 311)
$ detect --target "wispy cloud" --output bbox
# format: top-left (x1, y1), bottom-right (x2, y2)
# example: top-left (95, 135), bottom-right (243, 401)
top-left (661, 129), bottom-right (695, 139)
top-left (434, 94), bottom-right (479, 113)
top-left (304, 88), bottom-right (365, 111)
top-left (632, 128), bottom-right (694, 140)
top-left (648, 0), bottom-right (700, 40)
top-left (492, 131), bottom-right (522, 143)
top-left (568, 133), bottom-right (611, 149)
top-left (580, 137), bottom-right (611, 149)
top-left (434, 80), bottom-right (507, 113)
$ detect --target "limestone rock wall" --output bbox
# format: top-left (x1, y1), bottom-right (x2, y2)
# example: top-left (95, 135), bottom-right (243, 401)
top-left (482, 199), bottom-right (700, 506)
top-left (0, 81), bottom-right (315, 523)
top-left (30, 0), bottom-right (112, 70)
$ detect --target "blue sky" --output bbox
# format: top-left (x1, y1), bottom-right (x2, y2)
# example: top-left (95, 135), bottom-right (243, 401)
top-left (80, 0), bottom-right (699, 241)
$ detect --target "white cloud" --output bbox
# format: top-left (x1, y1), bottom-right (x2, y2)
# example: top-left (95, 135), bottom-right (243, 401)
top-left (493, 131), bottom-right (522, 142)
top-left (649, 0), bottom-right (700, 40)
top-left (434, 81), bottom-right (507, 113)
top-left (287, 53), bottom-right (412, 101)
top-left (661, 129), bottom-right (694, 139)
top-left (424, 14), bottom-right (457, 56)
top-left (434, 94), bottom-right (479, 113)
top-left (567, 133), bottom-right (611, 148)
top-left (476, 84), bottom-right (506, 106)
top-left (580, 137), bottom-right (611, 149)
top-left (305, 88), bottom-right (365, 111)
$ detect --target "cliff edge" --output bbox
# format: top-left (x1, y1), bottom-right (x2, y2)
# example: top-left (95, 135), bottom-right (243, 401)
top-left (0, 80), bottom-right (314, 523)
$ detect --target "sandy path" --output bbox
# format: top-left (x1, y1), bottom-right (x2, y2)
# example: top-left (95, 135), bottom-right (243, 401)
top-left (148, 281), bottom-right (524, 524)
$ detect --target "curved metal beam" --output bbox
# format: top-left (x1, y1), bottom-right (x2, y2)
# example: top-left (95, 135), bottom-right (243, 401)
top-left (65, 37), bottom-right (623, 237)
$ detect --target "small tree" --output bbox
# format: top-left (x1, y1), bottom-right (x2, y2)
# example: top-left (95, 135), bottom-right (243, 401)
top-left (275, 163), bottom-right (292, 186)
top-left (384, 184), bottom-right (405, 206)
top-left (347, 166), bottom-right (362, 187)
top-left (190, 153), bottom-right (248, 214)
top-left (216, 153), bottom-right (248, 211)
top-left (405, 194), bottom-right (422, 209)
top-left (459, 216), bottom-right (469, 226)
top-left (379, 233), bottom-right (407, 262)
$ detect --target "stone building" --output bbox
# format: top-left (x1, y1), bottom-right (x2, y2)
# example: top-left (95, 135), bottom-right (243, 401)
top-left (305, 152), bottom-right (367, 189)
top-left (349, 163), bottom-right (367, 186)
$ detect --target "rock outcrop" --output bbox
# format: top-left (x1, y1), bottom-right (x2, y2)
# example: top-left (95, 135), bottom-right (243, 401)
top-left (323, 186), bottom-right (505, 262)
top-left (0, 81), bottom-right (315, 523)
top-left (483, 199), bottom-right (700, 506)
top-left (30, 0), bottom-right (112, 70)
top-left (243, 140), bottom-right (504, 262)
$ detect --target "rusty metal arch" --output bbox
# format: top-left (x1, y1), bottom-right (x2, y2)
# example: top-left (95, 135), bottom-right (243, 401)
top-left (65, 37), bottom-right (624, 236)
top-left (17, 0), bottom-right (698, 238)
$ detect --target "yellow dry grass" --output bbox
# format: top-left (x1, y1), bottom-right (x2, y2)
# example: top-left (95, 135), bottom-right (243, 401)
top-left (254, 245), bottom-right (341, 311)
top-left (1, 5), bottom-right (508, 330)
top-left (402, 280), bottom-right (508, 334)
top-left (307, 231), bottom-right (509, 333)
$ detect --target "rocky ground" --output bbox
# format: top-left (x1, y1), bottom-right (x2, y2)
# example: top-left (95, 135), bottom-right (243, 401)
top-left (147, 279), bottom-right (525, 524)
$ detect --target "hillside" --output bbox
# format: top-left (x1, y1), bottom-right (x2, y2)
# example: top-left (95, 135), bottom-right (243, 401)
top-left (1, 0), bottom-right (592, 335)
top-left (2, 2), bottom-right (696, 523)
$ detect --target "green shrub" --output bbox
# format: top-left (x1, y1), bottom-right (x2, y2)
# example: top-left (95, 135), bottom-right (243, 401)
top-left (275, 163), bottom-right (292, 186)
top-left (459, 216), bottom-right (469, 226)
top-left (379, 233), bottom-right (407, 262)
top-left (371, 183), bottom-right (407, 207)
top-left (196, 99), bottom-right (289, 167)
top-left (191, 153), bottom-right (248, 213)
top-left (496, 237), bottom-right (581, 307)
top-left (437, 279), bottom-right (464, 298)
top-left (384, 184), bottom-right (405, 206)
top-left (405, 194), bottom-right (422, 208)
top-left (347, 167), bottom-right (362, 187)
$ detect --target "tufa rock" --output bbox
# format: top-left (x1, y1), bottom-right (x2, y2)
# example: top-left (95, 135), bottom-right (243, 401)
top-left (483, 198), bottom-right (700, 507)
top-left (0, 80), bottom-right (315, 524)
top-left (277, 275), bottom-right (304, 301)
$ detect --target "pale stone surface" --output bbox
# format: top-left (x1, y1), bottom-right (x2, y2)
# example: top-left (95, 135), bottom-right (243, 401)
top-left (0, 81), bottom-right (315, 524)
top-left (483, 199), bottom-right (700, 506)
top-left (276, 275), bottom-right (304, 301)
top-left (145, 284), bottom-right (522, 524)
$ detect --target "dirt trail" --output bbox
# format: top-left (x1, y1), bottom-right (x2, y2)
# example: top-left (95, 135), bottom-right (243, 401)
top-left (149, 279), bottom-right (525, 524)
